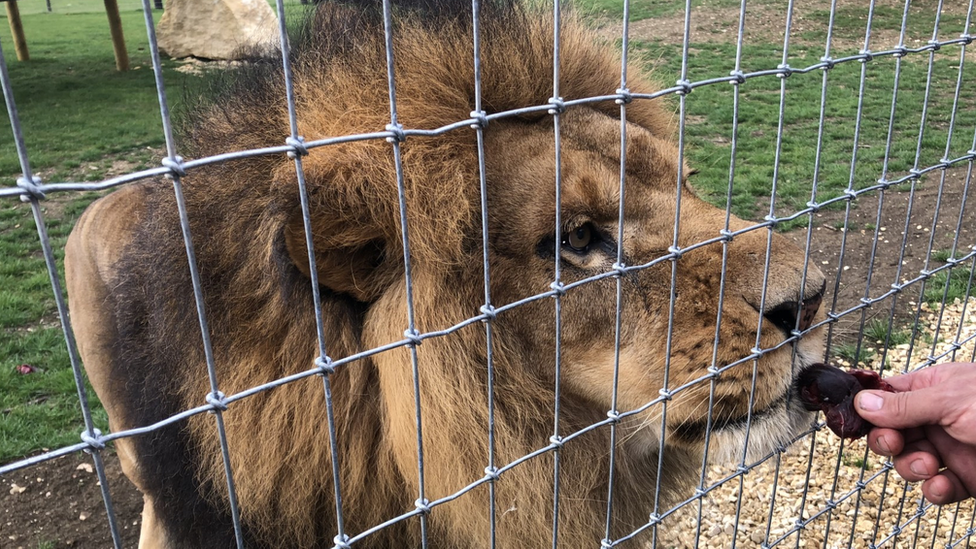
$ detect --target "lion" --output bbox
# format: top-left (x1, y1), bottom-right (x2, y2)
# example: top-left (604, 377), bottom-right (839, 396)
top-left (64, 1), bottom-right (827, 547)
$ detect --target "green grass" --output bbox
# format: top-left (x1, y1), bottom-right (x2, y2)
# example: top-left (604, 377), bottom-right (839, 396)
top-left (0, 194), bottom-right (109, 462)
top-left (0, 1), bottom-right (309, 179)
top-left (576, 0), bottom-right (763, 22)
top-left (630, 41), bottom-right (974, 221)
top-left (864, 318), bottom-right (911, 346)
top-left (0, 0), bottom-right (310, 464)
top-left (0, 8), bottom-right (188, 177)
top-left (923, 265), bottom-right (976, 305)
top-left (832, 341), bottom-right (874, 367)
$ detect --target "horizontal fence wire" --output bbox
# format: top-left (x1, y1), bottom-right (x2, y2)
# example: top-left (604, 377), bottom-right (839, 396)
top-left (2, 0), bottom-right (976, 548)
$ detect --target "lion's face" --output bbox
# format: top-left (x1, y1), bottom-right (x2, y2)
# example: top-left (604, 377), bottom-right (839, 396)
top-left (481, 107), bottom-right (826, 461)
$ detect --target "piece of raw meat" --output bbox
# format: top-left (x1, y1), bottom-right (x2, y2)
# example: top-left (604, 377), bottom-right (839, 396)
top-left (796, 363), bottom-right (895, 439)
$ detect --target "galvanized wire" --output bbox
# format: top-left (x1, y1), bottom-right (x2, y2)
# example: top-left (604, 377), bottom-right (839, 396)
top-left (2, 1), bottom-right (976, 548)
top-left (138, 1), bottom-right (245, 546)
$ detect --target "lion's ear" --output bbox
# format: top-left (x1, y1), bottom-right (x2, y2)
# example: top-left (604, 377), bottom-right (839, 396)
top-left (283, 215), bottom-right (400, 303)
top-left (277, 145), bottom-right (405, 303)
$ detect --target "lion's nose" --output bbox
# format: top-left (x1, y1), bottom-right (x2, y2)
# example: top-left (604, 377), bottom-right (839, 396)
top-left (763, 281), bottom-right (825, 334)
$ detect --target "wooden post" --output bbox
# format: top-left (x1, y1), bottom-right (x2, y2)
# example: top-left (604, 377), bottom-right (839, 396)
top-left (5, 1), bottom-right (29, 61)
top-left (103, 0), bottom-right (129, 71)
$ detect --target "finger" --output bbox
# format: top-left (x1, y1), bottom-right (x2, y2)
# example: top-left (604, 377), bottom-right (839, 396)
top-left (891, 439), bottom-right (942, 482)
top-left (867, 427), bottom-right (904, 456)
top-left (921, 469), bottom-right (970, 505)
top-left (855, 387), bottom-right (949, 430)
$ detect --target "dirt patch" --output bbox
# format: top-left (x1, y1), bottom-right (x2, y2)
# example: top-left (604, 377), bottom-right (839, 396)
top-left (1, 453), bottom-right (142, 548)
top-left (785, 166), bottom-right (976, 345)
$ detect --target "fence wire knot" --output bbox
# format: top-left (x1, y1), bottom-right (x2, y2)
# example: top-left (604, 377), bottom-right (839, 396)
top-left (385, 123), bottom-right (406, 143)
top-left (404, 328), bottom-right (422, 347)
top-left (161, 156), bottom-right (187, 178)
top-left (414, 497), bottom-right (432, 515)
top-left (667, 245), bottom-right (683, 259)
top-left (819, 56), bottom-right (835, 70)
top-left (601, 538), bottom-right (614, 549)
top-left (479, 304), bottom-right (497, 321)
top-left (469, 110), bottom-right (489, 130)
top-left (892, 46), bottom-right (908, 58)
top-left (549, 435), bottom-right (565, 449)
top-left (16, 175), bottom-right (44, 201)
top-left (658, 388), bottom-right (673, 401)
top-left (676, 79), bottom-right (692, 95)
top-left (80, 428), bottom-right (105, 451)
top-left (548, 97), bottom-right (566, 115)
top-left (286, 136), bottom-right (309, 158)
top-left (484, 465), bottom-right (500, 481)
top-left (611, 262), bottom-right (627, 278)
top-left (615, 88), bottom-right (633, 105)
top-left (315, 355), bottom-right (335, 376)
top-left (606, 409), bottom-right (621, 424)
top-left (776, 64), bottom-right (792, 78)
top-left (206, 391), bottom-right (229, 412)
top-left (550, 281), bottom-right (566, 297)
top-left (332, 534), bottom-right (352, 549)
top-left (729, 70), bottom-right (746, 85)
top-left (647, 512), bottom-right (662, 526)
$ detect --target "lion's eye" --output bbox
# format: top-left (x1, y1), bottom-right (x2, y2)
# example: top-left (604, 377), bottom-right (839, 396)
top-left (564, 223), bottom-right (594, 253)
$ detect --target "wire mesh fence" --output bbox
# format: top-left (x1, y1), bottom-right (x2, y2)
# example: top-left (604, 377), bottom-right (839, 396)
top-left (1, 0), bottom-right (975, 547)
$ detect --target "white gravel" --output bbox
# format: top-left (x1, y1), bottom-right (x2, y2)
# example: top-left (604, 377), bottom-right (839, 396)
top-left (660, 297), bottom-right (976, 549)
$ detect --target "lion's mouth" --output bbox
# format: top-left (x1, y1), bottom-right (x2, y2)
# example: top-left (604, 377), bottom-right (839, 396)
top-left (671, 400), bottom-right (781, 442)
top-left (670, 371), bottom-right (810, 442)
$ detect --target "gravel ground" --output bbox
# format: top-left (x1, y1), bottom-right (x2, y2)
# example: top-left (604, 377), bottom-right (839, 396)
top-left (662, 297), bottom-right (976, 549)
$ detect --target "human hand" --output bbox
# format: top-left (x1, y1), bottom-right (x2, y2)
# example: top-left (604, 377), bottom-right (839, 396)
top-left (855, 362), bottom-right (976, 505)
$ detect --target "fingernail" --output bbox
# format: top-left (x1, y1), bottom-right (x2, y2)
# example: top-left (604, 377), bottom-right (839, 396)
top-left (858, 392), bottom-right (883, 411)
top-left (910, 459), bottom-right (928, 476)
top-left (876, 435), bottom-right (890, 455)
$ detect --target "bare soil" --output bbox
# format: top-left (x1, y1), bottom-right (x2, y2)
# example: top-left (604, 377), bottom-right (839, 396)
top-left (2, 453), bottom-right (142, 548)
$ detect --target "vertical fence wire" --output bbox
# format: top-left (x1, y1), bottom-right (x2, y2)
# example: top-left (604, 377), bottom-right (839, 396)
top-left (379, 0), bottom-right (430, 545)
top-left (137, 1), bottom-right (245, 546)
top-left (469, 1), bottom-right (499, 546)
top-left (648, 0), bottom-right (695, 543)
top-left (271, 1), bottom-right (350, 546)
top-left (903, 0), bottom-right (946, 376)
top-left (923, 0), bottom-right (968, 366)
top-left (692, 0), bottom-right (748, 544)
top-left (0, 37), bottom-right (124, 549)
top-left (601, 0), bottom-right (630, 543)
top-left (731, 0), bottom-right (797, 545)
top-left (548, 1), bottom-right (564, 547)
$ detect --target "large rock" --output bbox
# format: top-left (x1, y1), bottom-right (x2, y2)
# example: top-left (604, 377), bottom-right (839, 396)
top-left (157, 0), bottom-right (280, 60)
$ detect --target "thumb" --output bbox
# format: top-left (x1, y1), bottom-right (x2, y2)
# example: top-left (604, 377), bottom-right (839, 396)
top-left (855, 388), bottom-right (946, 430)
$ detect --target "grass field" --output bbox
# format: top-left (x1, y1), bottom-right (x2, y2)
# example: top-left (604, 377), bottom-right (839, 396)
top-left (1, 0), bottom-right (975, 463)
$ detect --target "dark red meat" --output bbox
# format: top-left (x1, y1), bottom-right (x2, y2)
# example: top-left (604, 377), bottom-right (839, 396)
top-left (796, 363), bottom-right (895, 439)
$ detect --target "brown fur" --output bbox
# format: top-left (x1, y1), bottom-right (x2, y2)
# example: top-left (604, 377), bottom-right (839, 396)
top-left (65, 4), bottom-right (827, 547)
